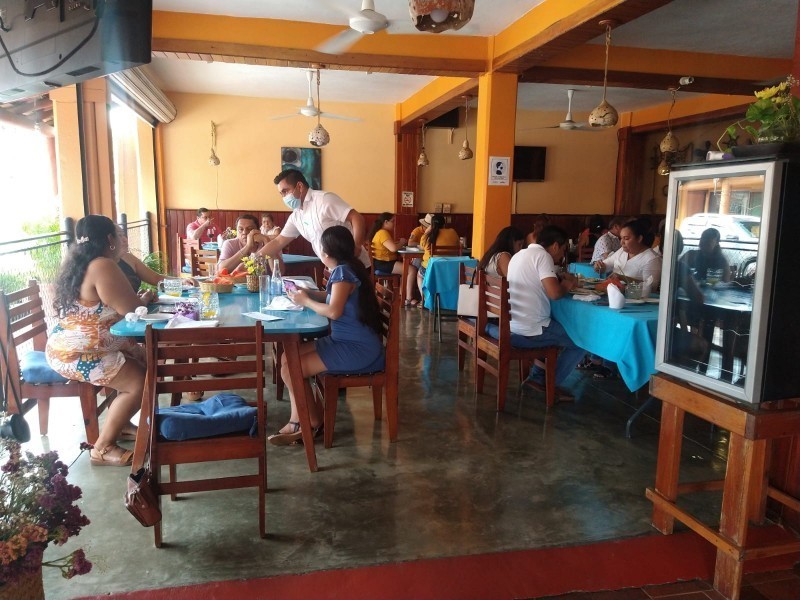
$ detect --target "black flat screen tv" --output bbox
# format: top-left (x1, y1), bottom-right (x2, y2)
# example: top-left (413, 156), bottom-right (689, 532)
top-left (513, 146), bottom-right (546, 182)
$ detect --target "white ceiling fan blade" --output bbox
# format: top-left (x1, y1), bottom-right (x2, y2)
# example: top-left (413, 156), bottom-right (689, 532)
top-left (319, 111), bottom-right (363, 122)
top-left (316, 28), bottom-right (363, 55)
top-left (270, 113), bottom-right (301, 121)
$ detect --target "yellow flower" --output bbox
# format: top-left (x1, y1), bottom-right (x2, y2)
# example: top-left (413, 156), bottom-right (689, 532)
top-left (755, 84), bottom-right (781, 100)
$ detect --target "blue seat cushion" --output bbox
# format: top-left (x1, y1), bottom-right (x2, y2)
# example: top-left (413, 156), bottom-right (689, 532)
top-left (20, 351), bottom-right (69, 384)
top-left (156, 393), bottom-right (257, 441)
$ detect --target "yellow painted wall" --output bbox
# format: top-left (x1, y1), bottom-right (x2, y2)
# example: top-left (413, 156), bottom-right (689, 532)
top-left (417, 108), bottom-right (477, 213)
top-left (513, 108), bottom-right (618, 214)
top-left (160, 92), bottom-right (396, 213)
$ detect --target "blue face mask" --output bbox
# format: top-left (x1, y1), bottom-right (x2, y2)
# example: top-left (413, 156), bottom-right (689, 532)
top-left (283, 194), bottom-right (301, 210)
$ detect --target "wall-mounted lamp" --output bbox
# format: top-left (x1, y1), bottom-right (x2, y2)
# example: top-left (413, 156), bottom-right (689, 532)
top-left (458, 96), bottom-right (473, 160)
top-left (417, 121), bottom-right (429, 166)
top-left (209, 121), bottom-right (220, 166)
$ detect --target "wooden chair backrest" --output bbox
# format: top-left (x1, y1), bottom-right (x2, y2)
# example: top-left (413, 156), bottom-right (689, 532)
top-left (191, 248), bottom-right (219, 277)
top-left (0, 280), bottom-right (48, 402)
top-left (578, 245), bottom-right (594, 262)
top-left (374, 281), bottom-right (400, 378)
top-left (431, 243), bottom-right (461, 257)
top-left (460, 263), bottom-right (478, 287)
top-left (177, 234), bottom-right (199, 274)
top-left (476, 271), bottom-right (510, 347)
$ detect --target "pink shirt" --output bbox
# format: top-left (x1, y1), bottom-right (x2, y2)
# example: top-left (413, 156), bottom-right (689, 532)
top-left (186, 219), bottom-right (219, 244)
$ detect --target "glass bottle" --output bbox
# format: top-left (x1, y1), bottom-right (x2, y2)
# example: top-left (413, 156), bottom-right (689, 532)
top-left (271, 260), bottom-right (283, 296)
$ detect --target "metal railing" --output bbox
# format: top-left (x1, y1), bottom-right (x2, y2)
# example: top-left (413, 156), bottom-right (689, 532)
top-left (119, 211), bottom-right (152, 259)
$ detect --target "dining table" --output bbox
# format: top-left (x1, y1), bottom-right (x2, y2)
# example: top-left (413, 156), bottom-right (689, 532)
top-left (568, 262), bottom-right (604, 279)
top-left (421, 255), bottom-right (478, 311)
top-left (112, 288), bottom-right (330, 472)
top-left (551, 295), bottom-right (660, 392)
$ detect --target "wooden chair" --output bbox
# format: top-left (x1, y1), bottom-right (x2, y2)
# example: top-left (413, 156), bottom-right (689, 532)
top-left (430, 244), bottom-right (463, 341)
top-left (456, 263), bottom-right (479, 374)
top-left (431, 243), bottom-right (461, 257)
top-left (190, 247), bottom-right (219, 277)
top-left (578, 245), bottom-right (594, 262)
top-left (143, 324), bottom-right (267, 546)
top-left (314, 281), bottom-right (400, 449)
top-left (176, 234), bottom-right (199, 275)
top-left (0, 280), bottom-right (112, 443)
top-left (367, 242), bottom-right (401, 291)
top-left (475, 272), bottom-right (558, 411)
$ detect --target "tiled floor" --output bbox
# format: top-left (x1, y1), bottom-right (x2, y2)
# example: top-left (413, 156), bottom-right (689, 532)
top-left (17, 307), bottom-right (798, 599)
top-left (540, 566), bottom-right (800, 599)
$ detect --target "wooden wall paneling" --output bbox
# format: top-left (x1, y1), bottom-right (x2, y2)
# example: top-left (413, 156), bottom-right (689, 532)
top-left (615, 126), bottom-right (646, 216)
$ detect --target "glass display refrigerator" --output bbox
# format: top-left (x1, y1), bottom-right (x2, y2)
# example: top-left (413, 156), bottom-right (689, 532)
top-left (655, 155), bottom-right (800, 405)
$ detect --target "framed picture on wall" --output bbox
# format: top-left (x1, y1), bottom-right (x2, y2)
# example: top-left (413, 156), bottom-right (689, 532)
top-left (281, 147), bottom-right (322, 189)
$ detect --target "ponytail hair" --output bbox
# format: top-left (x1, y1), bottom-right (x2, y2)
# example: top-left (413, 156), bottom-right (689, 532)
top-left (368, 212), bottom-right (394, 243)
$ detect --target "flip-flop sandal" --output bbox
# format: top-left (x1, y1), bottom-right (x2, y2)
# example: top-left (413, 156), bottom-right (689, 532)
top-left (267, 421), bottom-right (303, 446)
top-left (90, 445), bottom-right (134, 467)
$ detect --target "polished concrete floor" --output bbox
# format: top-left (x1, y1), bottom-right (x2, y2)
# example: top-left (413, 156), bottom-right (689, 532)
top-left (25, 308), bottom-right (733, 599)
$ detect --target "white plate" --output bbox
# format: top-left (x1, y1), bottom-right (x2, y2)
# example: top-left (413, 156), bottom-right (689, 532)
top-left (643, 297), bottom-right (660, 304)
top-left (625, 299), bottom-right (646, 305)
top-left (140, 313), bottom-right (172, 321)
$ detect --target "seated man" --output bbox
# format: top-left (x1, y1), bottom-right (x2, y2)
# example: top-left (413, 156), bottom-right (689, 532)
top-left (591, 216), bottom-right (625, 263)
top-left (218, 214), bottom-right (265, 274)
top-left (186, 207), bottom-right (219, 244)
top-left (489, 225), bottom-right (585, 401)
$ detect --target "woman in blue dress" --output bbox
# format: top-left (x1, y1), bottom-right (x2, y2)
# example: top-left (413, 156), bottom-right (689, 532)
top-left (268, 225), bottom-right (385, 445)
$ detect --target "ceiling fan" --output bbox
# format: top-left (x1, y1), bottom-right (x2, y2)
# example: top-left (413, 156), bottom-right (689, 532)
top-left (316, 0), bottom-right (408, 55)
top-left (270, 68), bottom-right (361, 122)
top-left (534, 89), bottom-right (602, 132)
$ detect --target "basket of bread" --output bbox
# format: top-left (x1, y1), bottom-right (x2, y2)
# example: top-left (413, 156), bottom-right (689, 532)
top-left (199, 267), bottom-right (238, 293)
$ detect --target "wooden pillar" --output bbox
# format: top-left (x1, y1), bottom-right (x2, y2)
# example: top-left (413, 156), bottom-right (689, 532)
top-left (79, 79), bottom-right (115, 219)
top-left (614, 126), bottom-right (645, 216)
top-left (471, 71), bottom-right (517, 260)
top-left (394, 123), bottom-right (420, 236)
top-left (50, 85), bottom-right (85, 222)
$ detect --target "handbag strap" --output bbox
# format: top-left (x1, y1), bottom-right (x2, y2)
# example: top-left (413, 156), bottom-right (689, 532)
top-left (0, 307), bottom-right (24, 417)
top-left (131, 373), bottom-right (156, 474)
top-left (468, 268), bottom-right (478, 289)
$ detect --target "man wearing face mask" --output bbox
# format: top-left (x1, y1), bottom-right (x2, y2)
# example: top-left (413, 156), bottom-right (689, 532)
top-left (257, 169), bottom-right (369, 267)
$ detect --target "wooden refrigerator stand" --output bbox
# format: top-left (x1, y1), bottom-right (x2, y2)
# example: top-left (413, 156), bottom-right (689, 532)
top-left (647, 374), bottom-right (800, 600)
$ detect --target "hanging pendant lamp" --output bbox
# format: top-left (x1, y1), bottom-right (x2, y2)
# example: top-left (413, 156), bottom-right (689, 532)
top-left (417, 121), bottom-right (429, 166)
top-left (659, 87), bottom-right (680, 154)
top-left (588, 20), bottom-right (619, 128)
top-left (308, 70), bottom-right (330, 147)
top-left (458, 96), bottom-right (473, 160)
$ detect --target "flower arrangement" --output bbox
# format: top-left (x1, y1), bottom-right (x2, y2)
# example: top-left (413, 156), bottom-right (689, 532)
top-left (240, 253), bottom-right (269, 276)
top-left (0, 439), bottom-right (92, 592)
top-left (221, 227), bottom-right (237, 240)
top-left (719, 76), bottom-right (800, 149)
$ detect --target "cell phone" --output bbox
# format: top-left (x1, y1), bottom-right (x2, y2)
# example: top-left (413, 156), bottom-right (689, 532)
top-left (284, 280), bottom-right (298, 293)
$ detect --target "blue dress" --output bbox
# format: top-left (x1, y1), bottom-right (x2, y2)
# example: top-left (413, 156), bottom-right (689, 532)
top-left (315, 264), bottom-right (385, 374)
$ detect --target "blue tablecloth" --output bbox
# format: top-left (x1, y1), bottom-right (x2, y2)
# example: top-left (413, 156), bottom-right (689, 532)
top-left (421, 256), bottom-right (478, 311)
top-left (282, 254), bottom-right (322, 265)
top-left (111, 292), bottom-right (329, 337)
top-left (551, 297), bottom-right (659, 391)
top-left (568, 262), bottom-right (603, 278)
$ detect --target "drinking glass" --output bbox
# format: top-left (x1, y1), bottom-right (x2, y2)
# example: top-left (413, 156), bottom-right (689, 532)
top-left (200, 291), bottom-right (219, 320)
top-left (158, 278), bottom-right (183, 297)
top-left (259, 275), bottom-right (271, 311)
top-left (625, 281), bottom-right (643, 300)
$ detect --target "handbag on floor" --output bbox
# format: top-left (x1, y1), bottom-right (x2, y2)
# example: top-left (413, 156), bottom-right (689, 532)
top-left (124, 419), bottom-right (162, 527)
top-left (456, 270), bottom-right (479, 317)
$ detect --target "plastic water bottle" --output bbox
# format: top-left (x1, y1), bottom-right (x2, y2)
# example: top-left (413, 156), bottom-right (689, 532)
top-left (271, 261), bottom-right (283, 296)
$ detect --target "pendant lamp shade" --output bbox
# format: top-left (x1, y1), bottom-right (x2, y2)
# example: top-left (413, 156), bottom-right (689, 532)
top-left (588, 20), bottom-right (619, 128)
top-left (417, 121), bottom-right (429, 166)
top-left (208, 121), bottom-right (220, 166)
top-left (409, 0), bottom-right (474, 33)
top-left (458, 96), bottom-right (473, 160)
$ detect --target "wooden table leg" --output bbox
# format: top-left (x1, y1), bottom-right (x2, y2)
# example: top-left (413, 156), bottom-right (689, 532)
top-left (281, 335), bottom-right (318, 472)
top-left (401, 255), bottom-right (410, 305)
top-left (714, 435), bottom-right (764, 600)
top-left (652, 402), bottom-right (684, 534)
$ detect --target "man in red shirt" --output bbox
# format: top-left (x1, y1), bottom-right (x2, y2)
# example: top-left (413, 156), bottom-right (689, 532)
top-left (186, 208), bottom-right (219, 244)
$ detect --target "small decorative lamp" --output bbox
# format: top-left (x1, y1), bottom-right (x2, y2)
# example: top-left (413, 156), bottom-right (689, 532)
top-left (409, 0), bottom-right (474, 33)
top-left (658, 87), bottom-right (681, 175)
top-left (417, 121), bottom-right (429, 166)
top-left (208, 121), bottom-right (220, 166)
top-left (309, 70), bottom-right (331, 147)
top-left (458, 96), bottom-right (473, 160)
top-left (588, 20), bottom-right (619, 128)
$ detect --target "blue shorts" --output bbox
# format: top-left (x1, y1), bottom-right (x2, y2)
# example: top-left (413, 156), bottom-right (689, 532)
top-left (316, 336), bottom-right (385, 374)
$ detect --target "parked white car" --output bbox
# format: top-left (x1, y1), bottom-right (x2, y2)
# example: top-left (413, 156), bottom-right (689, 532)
top-left (678, 213), bottom-right (760, 243)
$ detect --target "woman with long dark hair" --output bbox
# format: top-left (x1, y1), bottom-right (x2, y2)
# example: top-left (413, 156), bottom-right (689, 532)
top-left (269, 225), bottom-right (385, 445)
top-left (593, 218), bottom-right (662, 285)
top-left (416, 214), bottom-right (460, 305)
top-left (682, 227), bottom-right (731, 283)
top-left (369, 212), bottom-right (417, 305)
top-left (46, 215), bottom-right (152, 466)
top-left (478, 226), bottom-right (525, 277)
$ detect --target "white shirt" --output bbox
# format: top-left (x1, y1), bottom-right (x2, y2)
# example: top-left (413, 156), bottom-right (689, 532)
top-left (591, 230), bottom-right (620, 263)
top-left (600, 247), bottom-right (662, 284)
top-left (507, 244), bottom-right (558, 337)
top-left (280, 188), bottom-right (369, 267)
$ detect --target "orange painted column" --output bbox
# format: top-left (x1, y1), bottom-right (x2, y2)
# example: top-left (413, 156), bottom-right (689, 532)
top-left (471, 71), bottom-right (517, 259)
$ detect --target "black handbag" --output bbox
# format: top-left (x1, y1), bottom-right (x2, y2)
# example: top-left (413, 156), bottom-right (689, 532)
top-left (124, 420), bottom-right (162, 527)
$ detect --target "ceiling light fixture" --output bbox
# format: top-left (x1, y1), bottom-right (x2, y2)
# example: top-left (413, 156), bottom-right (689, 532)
top-left (659, 87), bottom-right (680, 155)
top-left (588, 20), bottom-right (619, 128)
top-left (417, 120), bottom-right (429, 167)
top-left (309, 69), bottom-right (330, 147)
top-left (409, 0), bottom-right (474, 33)
top-left (458, 97), bottom-right (473, 160)
top-left (208, 121), bottom-right (220, 166)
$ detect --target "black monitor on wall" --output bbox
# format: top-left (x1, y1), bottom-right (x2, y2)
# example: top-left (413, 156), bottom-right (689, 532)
top-left (513, 146), bottom-right (546, 182)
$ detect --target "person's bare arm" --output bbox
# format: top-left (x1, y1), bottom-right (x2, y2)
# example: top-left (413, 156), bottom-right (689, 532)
top-left (87, 258), bottom-right (148, 315)
top-left (542, 274), bottom-right (575, 300)
top-left (288, 281), bottom-right (353, 320)
top-left (496, 253), bottom-right (512, 278)
top-left (346, 209), bottom-right (366, 248)
top-left (124, 253), bottom-right (164, 286)
top-left (256, 234), bottom-right (293, 261)
top-left (382, 237), bottom-right (406, 253)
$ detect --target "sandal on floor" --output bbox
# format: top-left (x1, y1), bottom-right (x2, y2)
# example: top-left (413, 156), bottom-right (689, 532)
top-left (268, 421), bottom-right (303, 446)
top-left (90, 444), bottom-right (133, 467)
top-left (576, 357), bottom-right (600, 371)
